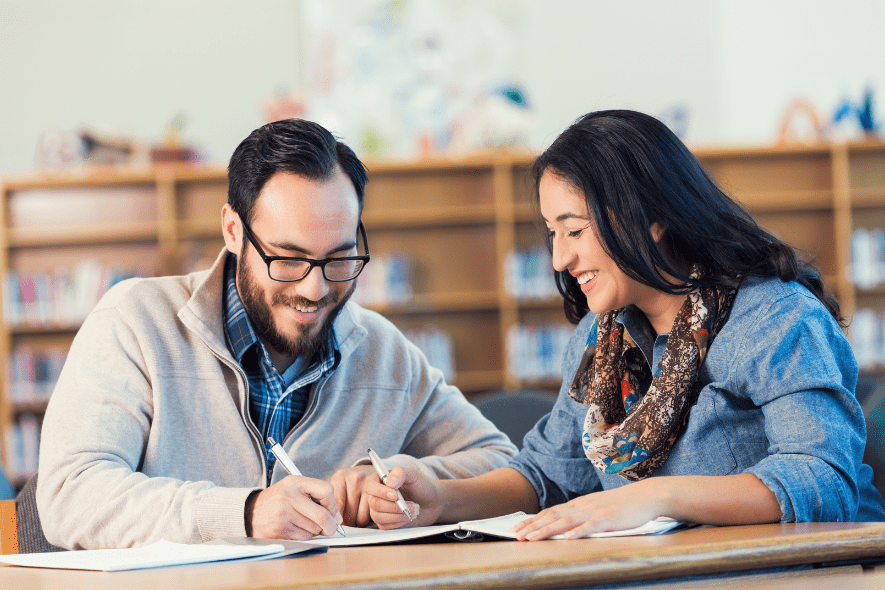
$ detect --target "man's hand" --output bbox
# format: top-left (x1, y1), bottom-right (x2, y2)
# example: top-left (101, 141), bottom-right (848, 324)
top-left (246, 475), bottom-right (343, 540)
top-left (330, 465), bottom-right (379, 527)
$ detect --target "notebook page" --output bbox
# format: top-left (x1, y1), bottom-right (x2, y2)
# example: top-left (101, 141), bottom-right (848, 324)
top-left (302, 523), bottom-right (458, 547)
top-left (0, 539), bottom-right (284, 571)
top-left (461, 513), bottom-right (685, 539)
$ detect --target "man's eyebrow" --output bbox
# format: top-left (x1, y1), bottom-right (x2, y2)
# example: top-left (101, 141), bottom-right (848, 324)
top-left (267, 238), bottom-right (357, 258)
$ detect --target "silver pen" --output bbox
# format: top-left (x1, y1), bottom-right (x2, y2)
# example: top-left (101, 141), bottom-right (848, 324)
top-left (267, 437), bottom-right (346, 537)
top-left (367, 448), bottom-right (414, 521)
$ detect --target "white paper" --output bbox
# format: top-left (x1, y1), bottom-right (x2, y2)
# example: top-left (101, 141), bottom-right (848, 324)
top-left (0, 539), bottom-right (285, 571)
top-left (455, 513), bottom-right (684, 539)
top-left (302, 523), bottom-right (459, 547)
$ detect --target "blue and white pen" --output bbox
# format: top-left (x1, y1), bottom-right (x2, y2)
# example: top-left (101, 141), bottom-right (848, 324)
top-left (367, 448), bottom-right (414, 521)
top-left (268, 437), bottom-right (346, 537)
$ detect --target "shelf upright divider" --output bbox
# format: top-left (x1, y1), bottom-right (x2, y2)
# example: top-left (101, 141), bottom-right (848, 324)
top-left (831, 142), bottom-right (856, 321)
top-left (0, 178), bottom-right (12, 471)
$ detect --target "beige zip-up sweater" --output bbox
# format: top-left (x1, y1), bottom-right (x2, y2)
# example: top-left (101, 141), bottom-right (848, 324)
top-left (36, 251), bottom-right (517, 549)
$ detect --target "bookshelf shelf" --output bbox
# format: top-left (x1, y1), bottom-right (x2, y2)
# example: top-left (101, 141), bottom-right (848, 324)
top-left (514, 203), bottom-right (541, 223)
top-left (366, 291), bottom-right (501, 315)
top-left (9, 223), bottom-right (159, 248)
top-left (512, 297), bottom-right (562, 310)
top-left (363, 205), bottom-right (496, 229)
top-left (453, 369), bottom-right (506, 392)
top-left (178, 219), bottom-right (221, 239)
top-left (8, 323), bottom-right (82, 336)
top-left (848, 188), bottom-right (885, 208)
top-left (730, 190), bottom-right (833, 212)
top-left (11, 401), bottom-right (49, 415)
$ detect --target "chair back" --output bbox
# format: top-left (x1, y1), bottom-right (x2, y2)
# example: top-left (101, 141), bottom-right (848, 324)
top-left (0, 463), bottom-right (13, 501)
top-left (15, 474), bottom-right (65, 554)
top-left (472, 389), bottom-right (557, 450)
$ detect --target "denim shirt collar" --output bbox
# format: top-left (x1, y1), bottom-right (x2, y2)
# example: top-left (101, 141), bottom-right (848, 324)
top-left (616, 305), bottom-right (657, 368)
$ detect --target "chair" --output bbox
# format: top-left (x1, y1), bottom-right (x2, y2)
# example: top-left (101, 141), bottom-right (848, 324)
top-left (0, 473), bottom-right (65, 554)
top-left (860, 382), bottom-right (885, 503)
top-left (472, 389), bottom-right (557, 450)
top-left (0, 464), bottom-right (13, 502)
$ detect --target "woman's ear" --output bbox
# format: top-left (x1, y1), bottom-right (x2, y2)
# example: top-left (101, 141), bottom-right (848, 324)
top-left (650, 221), bottom-right (667, 242)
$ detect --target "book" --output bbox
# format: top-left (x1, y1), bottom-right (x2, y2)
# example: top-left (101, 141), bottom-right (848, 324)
top-left (0, 538), bottom-right (324, 571)
top-left (300, 512), bottom-right (686, 547)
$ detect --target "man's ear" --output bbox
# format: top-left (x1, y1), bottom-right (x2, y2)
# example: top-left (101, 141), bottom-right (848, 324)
top-left (221, 204), bottom-right (241, 255)
top-left (650, 221), bottom-right (667, 243)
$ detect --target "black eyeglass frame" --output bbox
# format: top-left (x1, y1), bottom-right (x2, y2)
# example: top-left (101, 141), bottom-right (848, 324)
top-left (240, 219), bottom-right (370, 283)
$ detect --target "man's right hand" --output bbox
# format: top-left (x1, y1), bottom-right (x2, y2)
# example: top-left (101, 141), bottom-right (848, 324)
top-left (246, 475), bottom-right (344, 540)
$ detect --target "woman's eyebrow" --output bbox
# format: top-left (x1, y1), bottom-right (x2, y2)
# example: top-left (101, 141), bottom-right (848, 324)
top-left (556, 212), bottom-right (590, 222)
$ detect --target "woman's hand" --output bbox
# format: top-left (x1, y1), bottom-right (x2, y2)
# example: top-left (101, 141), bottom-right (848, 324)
top-left (512, 473), bottom-right (781, 540)
top-left (513, 478), bottom-right (667, 541)
top-left (362, 465), bottom-right (444, 529)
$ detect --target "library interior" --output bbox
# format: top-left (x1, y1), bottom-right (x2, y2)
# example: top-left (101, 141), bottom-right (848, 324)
top-left (2, 1), bottom-right (885, 588)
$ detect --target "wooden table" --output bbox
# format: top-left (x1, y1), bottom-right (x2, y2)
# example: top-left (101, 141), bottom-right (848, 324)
top-left (2, 523), bottom-right (885, 590)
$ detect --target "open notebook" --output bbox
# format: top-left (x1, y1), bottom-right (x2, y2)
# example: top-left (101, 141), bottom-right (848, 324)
top-left (302, 512), bottom-right (686, 547)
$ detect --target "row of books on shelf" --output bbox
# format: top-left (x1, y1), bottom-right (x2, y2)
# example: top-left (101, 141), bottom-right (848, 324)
top-left (4, 414), bottom-right (40, 481)
top-left (6, 345), bottom-right (67, 403)
top-left (851, 228), bottom-right (885, 288)
top-left (3, 260), bottom-right (146, 327)
top-left (851, 309), bottom-right (885, 370)
top-left (401, 323), bottom-right (571, 385)
top-left (351, 247), bottom-right (559, 308)
top-left (353, 253), bottom-right (414, 306)
top-left (401, 327), bottom-right (455, 381)
top-left (505, 247), bottom-right (559, 300)
top-left (506, 324), bottom-right (572, 381)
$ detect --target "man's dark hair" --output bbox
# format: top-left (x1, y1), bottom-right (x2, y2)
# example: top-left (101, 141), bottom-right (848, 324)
top-left (227, 119), bottom-right (368, 224)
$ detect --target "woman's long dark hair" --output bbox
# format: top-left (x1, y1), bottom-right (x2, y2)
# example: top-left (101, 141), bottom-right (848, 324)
top-left (533, 110), bottom-right (842, 326)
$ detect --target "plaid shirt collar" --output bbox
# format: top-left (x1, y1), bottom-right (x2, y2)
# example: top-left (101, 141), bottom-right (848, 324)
top-left (221, 253), bottom-right (339, 377)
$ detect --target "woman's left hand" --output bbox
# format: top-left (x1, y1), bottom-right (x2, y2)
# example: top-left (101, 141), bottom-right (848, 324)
top-left (512, 478), bottom-right (667, 541)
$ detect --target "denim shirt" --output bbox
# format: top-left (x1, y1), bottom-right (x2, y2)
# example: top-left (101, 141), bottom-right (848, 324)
top-left (509, 275), bottom-right (885, 522)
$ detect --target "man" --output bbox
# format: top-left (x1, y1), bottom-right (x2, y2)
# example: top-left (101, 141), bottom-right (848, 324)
top-left (36, 119), bottom-right (517, 549)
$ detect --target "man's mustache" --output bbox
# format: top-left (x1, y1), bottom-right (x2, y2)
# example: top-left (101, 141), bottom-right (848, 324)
top-left (272, 292), bottom-right (338, 309)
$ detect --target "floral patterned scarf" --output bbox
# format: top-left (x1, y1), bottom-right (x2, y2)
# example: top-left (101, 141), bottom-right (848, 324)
top-left (568, 275), bottom-right (738, 481)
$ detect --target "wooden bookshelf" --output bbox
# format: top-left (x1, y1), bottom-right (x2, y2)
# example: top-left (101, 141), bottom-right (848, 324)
top-left (3, 142), bottom-right (885, 483)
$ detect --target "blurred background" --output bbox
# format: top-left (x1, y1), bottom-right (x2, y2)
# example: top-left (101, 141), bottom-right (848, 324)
top-left (1, 0), bottom-right (883, 172)
top-left (1, 0), bottom-right (884, 494)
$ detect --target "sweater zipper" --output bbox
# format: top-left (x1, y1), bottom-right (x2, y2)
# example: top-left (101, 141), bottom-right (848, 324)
top-left (210, 349), bottom-right (268, 485)
top-left (282, 374), bottom-right (327, 446)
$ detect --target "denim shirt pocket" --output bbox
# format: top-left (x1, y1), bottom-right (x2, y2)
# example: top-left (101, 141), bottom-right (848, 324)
top-left (664, 393), bottom-right (739, 476)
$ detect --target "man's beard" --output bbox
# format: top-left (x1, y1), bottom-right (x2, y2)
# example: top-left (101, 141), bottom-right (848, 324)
top-left (237, 249), bottom-right (354, 363)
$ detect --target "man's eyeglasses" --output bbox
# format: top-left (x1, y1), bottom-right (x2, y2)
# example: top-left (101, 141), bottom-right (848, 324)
top-left (240, 220), bottom-right (370, 282)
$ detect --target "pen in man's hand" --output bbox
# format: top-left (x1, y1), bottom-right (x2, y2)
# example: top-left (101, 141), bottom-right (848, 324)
top-left (267, 437), bottom-right (347, 537)
top-left (367, 448), bottom-right (414, 521)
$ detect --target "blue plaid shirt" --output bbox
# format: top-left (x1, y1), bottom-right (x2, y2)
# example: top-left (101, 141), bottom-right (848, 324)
top-left (222, 254), bottom-right (339, 484)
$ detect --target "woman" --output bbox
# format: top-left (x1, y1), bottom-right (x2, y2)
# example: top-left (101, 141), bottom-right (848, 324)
top-left (365, 110), bottom-right (885, 540)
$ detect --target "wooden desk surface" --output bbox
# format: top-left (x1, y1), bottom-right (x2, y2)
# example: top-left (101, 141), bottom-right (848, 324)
top-left (2, 523), bottom-right (885, 590)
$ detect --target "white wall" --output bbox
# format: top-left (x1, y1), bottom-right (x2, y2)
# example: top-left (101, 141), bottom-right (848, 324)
top-left (715, 0), bottom-right (885, 143)
top-left (1, 0), bottom-right (884, 173)
top-left (522, 0), bottom-right (721, 148)
top-left (0, 0), bottom-right (302, 173)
